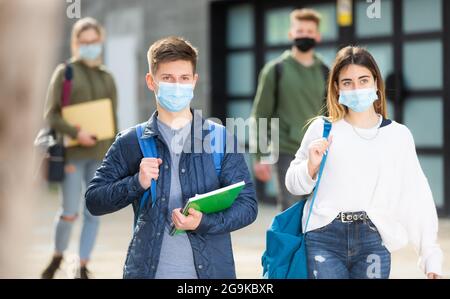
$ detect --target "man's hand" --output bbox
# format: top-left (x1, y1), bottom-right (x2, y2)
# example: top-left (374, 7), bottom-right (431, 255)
top-left (253, 162), bottom-right (272, 182)
top-left (138, 158), bottom-right (163, 190)
top-left (172, 208), bottom-right (203, 231)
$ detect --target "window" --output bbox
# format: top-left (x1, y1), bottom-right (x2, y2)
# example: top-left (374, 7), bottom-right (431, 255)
top-left (356, 0), bottom-right (393, 38)
top-left (227, 4), bottom-right (254, 48)
top-left (403, 0), bottom-right (442, 34)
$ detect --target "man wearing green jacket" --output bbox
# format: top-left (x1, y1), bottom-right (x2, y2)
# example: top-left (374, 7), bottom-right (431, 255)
top-left (251, 8), bottom-right (329, 211)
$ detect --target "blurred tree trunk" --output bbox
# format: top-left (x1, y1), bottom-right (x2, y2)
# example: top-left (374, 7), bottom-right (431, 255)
top-left (0, 0), bottom-right (62, 277)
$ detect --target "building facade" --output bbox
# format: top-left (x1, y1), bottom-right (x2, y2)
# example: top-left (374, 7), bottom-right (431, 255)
top-left (59, 0), bottom-right (450, 215)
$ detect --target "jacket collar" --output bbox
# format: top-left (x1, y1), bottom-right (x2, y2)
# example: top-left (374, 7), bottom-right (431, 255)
top-left (141, 109), bottom-right (206, 142)
top-left (141, 110), bottom-right (159, 139)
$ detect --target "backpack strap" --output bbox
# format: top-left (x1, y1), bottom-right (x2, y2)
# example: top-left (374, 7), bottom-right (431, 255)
top-left (320, 62), bottom-right (329, 83)
top-left (304, 117), bottom-right (332, 231)
top-left (134, 123), bottom-right (158, 227)
top-left (273, 60), bottom-right (284, 115)
top-left (206, 120), bottom-right (226, 177)
top-left (133, 120), bottom-right (225, 227)
top-left (61, 63), bottom-right (73, 107)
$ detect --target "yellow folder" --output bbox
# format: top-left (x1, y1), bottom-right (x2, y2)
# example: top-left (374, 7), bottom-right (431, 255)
top-left (62, 98), bottom-right (115, 147)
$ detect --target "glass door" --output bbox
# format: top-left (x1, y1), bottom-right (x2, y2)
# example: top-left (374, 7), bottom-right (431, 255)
top-left (352, 0), bottom-right (446, 214)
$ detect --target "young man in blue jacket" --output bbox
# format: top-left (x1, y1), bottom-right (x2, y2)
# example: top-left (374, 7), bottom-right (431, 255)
top-left (85, 36), bottom-right (258, 279)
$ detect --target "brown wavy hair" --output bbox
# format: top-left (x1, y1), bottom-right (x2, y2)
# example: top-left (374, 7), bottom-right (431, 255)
top-left (325, 46), bottom-right (387, 122)
top-left (147, 36), bottom-right (198, 75)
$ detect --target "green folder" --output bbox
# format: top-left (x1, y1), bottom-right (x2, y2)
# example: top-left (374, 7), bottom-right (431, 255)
top-left (169, 181), bottom-right (246, 236)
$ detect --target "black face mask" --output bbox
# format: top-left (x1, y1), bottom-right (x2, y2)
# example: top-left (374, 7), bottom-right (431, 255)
top-left (294, 37), bottom-right (316, 52)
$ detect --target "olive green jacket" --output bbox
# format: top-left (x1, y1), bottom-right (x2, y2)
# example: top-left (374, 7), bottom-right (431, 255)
top-left (251, 50), bottom-right (327, 159)
top-left (44, 58), bottom-right (118, 161)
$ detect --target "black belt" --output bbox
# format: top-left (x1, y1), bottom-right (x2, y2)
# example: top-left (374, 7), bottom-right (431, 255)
top-left (336, 211), bottom-right (369, 223)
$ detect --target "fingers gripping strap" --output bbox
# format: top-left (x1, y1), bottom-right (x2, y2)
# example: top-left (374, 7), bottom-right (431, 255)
top-left (135, 124), bottom-right (157, 211)
top-left (304, 118), bottom-right (332, 231)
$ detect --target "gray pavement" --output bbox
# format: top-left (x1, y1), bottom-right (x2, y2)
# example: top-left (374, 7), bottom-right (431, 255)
top-left (23, 186), bottom-right (450, 279)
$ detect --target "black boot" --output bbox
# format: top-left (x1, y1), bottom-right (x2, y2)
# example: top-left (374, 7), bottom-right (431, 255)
top-left (77, 266), bottom-right (91, 279)
top-left (41, 255), bottom-right (63, 279)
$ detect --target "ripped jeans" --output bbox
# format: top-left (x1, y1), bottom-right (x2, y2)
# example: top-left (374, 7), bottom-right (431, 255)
top-left (305, 218), bottom-right (391, 279)
top-left (54, 159), bottom-right (101, 260)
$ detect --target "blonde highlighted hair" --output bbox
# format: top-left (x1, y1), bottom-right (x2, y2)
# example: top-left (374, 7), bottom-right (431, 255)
top-left (70, 17), bottom-right (105, 57)
top-left (290, 8), bottom-right (321, 27)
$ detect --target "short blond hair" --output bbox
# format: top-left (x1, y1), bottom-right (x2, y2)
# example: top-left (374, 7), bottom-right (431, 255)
top-left (290, 8), bottom-right (321, 27)
top-left (70, 17), bottom-right (105, 57)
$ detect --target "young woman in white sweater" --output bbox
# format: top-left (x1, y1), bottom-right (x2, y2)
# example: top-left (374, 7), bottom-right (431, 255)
top-left (285, 46), bottom-right (443, 279)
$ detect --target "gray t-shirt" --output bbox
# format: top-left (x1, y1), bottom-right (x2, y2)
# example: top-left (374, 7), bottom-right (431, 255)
top-left (154, 118), bottom-right (198, 279)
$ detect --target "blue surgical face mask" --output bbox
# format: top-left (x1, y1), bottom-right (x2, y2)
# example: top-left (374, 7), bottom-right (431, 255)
top-left (338, 87), bottom-right (378, 113)
top-left (155, 81), bottom-right (194, 112)
top-left (78, 43), bottom-right (102, 61)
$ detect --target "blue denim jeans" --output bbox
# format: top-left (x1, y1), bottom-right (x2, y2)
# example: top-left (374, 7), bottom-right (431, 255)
top-left (54, 159), bottom-right (101, 260)
top-left (305, 218), bottom-right (391, 279)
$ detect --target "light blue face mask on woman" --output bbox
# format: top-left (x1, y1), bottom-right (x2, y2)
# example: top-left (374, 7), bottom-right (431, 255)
top-left (79, 43), bottom-right (102, 61)
top-left (338, 87), bottom-right (378, 113)
top-left (156, 82), bottom-right (194, 112)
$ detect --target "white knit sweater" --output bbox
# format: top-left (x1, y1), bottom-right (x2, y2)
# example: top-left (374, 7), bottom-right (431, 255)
top-left (285, 116), bottom-right (443, 275)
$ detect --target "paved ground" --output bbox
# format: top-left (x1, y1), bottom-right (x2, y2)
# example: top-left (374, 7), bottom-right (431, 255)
top-left (23, 186), bottom-right (450, 279)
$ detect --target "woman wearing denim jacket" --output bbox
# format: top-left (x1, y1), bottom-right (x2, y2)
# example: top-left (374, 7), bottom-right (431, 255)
top-left (285, 46), bottom-right (443, 279)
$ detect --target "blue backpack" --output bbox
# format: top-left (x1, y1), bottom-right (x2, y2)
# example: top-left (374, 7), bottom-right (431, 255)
top-left (261, 118), bottom-right (332, 279)
top-left (133, 120), bottom-right (226, 227)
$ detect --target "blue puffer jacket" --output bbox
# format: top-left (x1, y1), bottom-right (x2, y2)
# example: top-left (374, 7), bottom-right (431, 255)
top-left (85, 110), bottom-right (258, 279)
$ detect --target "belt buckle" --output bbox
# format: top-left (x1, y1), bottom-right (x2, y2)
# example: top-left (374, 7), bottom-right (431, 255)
top-left (341, 213), bottom-right (352, 223)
